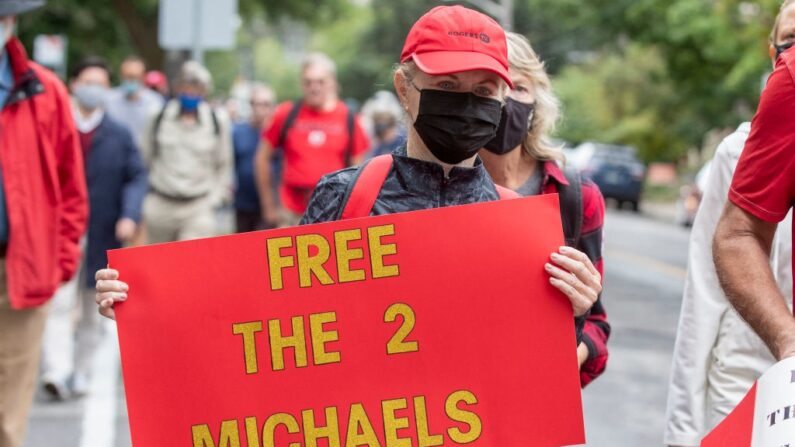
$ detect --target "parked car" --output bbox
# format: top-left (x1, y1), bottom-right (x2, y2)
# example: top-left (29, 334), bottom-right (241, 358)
top-left (674, 160), bottom-right (712, 227)
top-left (567, 142), bottom-right (646, 211)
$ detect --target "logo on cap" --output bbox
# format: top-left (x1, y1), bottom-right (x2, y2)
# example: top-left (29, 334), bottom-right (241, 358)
top-left (448, 30), bottom-right (491, 44)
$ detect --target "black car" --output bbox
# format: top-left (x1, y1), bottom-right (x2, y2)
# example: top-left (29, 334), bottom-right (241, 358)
top-left (567, 142), bottom-right (646, 211)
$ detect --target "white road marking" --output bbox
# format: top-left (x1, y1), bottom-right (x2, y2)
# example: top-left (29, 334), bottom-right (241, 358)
top-left (79, 320), bottom-right (120, 447)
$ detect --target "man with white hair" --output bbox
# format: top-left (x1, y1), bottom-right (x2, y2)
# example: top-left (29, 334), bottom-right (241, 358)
top-left (140, 60), bottom-right (232, 243)
top-left (254, 52), bottom-right (370, 227)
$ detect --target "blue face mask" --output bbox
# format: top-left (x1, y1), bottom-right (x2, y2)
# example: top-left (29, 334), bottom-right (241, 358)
top-left (121, 80), bottom-right (141, 97)
top-left (74, 84), bottom-right (108, 110)
top-left (178, 94), bottom-right (202, 113)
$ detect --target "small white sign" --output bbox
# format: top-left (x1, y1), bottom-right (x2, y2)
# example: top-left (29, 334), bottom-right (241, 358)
top-left (158, 0), bottom-right (239, 50)
top-left (33, 34), bottom-right (67, 67)
top-left (752, 357), bottom-right (795, 445)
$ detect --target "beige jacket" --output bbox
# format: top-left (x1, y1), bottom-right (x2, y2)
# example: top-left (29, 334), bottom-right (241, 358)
top-left (664, 122), bottom-right (793, 446)
top-left (141, 100), bottom-right (232, 206)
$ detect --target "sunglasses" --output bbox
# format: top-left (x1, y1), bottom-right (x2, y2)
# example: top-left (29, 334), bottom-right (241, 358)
top-left (776, 41), bottom-right (795, 59)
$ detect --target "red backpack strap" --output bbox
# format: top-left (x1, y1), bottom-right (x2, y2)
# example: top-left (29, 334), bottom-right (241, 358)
top-left (495, 184), bottom-right (520, 200)
top-left (340, 155), bottom-right (394, 220)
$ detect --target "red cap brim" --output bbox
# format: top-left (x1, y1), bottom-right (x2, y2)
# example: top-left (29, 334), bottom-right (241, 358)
top-left (411, 51), bottom-right (514, 88)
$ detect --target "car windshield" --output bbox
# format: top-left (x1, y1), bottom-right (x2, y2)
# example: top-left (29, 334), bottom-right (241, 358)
top-left (590, 145), bottom-right (639, 165)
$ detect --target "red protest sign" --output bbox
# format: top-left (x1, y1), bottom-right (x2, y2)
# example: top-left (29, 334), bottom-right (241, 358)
top-left (109, 194), bottom-right (585, 446)
top-left (701, 384), bottom-right (756, 447)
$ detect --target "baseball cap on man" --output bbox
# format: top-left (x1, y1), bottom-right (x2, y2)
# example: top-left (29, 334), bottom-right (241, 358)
top-left (0, 0), bottom-right (45, 16)
top-left (400, 5), bottom-right (513, 88)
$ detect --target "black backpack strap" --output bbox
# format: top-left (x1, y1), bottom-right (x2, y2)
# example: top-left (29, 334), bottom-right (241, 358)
top-left (209, 108), bottom-right (220, 136)
top-left (151, 102), bottom-right (220, 159)
top-left (151, 103), bottom-right (169, 160)
top-left (277, 99), bottom-right (303, 148)
top-left (558, 168), bottom-right (583, 248)
top-left (344, 107), bottom-right (356, 167)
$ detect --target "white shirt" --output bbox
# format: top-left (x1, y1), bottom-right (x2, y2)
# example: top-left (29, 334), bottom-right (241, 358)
top-left (663, 122), bottom-right (793, 446)
top-left (72, 105), bottom-right (104, 134)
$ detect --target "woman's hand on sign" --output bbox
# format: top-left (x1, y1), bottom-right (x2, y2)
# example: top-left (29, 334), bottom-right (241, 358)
top-left (95, 268), bottom-right (128, 320)
top-left (545, 246), bottom-right (601, 317)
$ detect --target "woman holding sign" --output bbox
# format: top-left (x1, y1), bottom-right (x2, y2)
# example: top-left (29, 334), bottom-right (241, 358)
top-left (477, 32), bottom-right (610, 386)
top-left (95, 5), bottom-right (601, 351)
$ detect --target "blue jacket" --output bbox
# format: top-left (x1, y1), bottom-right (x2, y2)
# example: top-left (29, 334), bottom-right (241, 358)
top-left (84, 115), bottom-right (147, 287)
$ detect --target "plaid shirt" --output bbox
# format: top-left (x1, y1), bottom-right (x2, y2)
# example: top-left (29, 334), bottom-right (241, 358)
top-left (539, 161), bottom-right (610, 387)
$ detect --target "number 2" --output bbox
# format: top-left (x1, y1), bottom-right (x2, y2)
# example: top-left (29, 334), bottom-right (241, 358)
top-left (384, 303), bottom-right (419, 355)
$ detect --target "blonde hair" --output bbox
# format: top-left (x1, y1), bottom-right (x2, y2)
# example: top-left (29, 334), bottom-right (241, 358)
top-left (771, 0), bottom-right (795, 43)
top-left (505, 32), bottom-right (564, 163)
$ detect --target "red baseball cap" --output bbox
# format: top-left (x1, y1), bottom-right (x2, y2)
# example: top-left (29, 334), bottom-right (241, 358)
top-left (400, 5), bottom-right (513, 88)
top-left (145, 71), bottom-right (167, 89)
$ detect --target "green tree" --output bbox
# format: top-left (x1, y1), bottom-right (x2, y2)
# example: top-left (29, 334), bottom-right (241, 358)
top-left (554, 44), bottom-right (685, 162)
top-left (517, 0), bottom-right (784, 160)
top-left (605, 0), bottom-right (783, 152)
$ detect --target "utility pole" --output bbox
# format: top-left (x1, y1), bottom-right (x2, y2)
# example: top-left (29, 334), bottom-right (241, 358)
top-left (191, 0), bottom-right (204, 64)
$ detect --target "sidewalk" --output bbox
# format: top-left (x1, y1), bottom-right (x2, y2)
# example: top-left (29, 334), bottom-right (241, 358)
top-left (25, 321), bottom-right (131, 447)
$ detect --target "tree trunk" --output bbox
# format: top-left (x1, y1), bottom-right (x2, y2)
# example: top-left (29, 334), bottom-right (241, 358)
top-left (109, 0), bottom-right (165, 70)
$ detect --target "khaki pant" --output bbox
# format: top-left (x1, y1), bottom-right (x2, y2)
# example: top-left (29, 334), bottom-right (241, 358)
top-left (143, 193), bottom-right (217, 243)
top-left (278, 208), bottom-right (302, 228)
top-left (0, 263), bottom-right (50, 447)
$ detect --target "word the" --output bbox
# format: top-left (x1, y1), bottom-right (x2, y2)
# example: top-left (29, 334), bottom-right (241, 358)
top-left (767, 403), bottom-right (795, 427)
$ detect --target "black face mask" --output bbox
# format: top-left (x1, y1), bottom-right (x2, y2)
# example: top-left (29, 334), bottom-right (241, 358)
top-left (374, 121), bottom-right (392, 139)
top-left (411, 86), bottom-right (503, 165)
top-left (776, 41), bottom-right (795, 60)
top-left (484, 97), bottom-right (535, 155)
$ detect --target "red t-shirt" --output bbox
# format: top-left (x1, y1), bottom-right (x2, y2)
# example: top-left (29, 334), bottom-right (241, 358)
top-left (729, 49), bottom-right (795, 292)
top-left (263, 100), bottom-right (370, 214)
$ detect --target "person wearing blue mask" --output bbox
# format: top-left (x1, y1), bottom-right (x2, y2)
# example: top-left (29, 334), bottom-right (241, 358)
top-left (105, 55), bottom-right (164, 148)
top-left (139, 60), bottom-right (232, 244)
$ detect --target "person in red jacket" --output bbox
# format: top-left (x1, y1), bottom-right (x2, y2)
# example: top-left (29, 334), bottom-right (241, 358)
top-left (0, 1), bottom-right (89, 445)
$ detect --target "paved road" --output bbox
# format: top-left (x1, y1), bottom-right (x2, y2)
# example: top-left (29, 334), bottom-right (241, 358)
top-left (582, 207), bottom-right (691, 446)
top-left (23, 207), bottom-right (691, 447)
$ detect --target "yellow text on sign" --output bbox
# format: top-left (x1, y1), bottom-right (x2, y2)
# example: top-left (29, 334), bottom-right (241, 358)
top-left (191, 389), bottom-right (482, 447)
top-left (266, 224), bottom-right (400, 291)
top-left (232, 312), bottom-right (341, 374)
